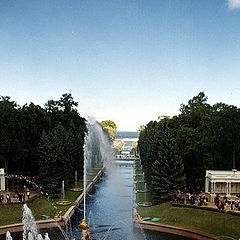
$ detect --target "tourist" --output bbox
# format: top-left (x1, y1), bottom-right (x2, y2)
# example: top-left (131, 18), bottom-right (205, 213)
top-left (230, 199), bottom-right (234, 210)
top-left (23, 192), bottom-right (26, 202)
top-left (181, 195), bottom-right (184, 204)
top-left (215, 195), bottom-right (220, 207)
top-left (0, 194), bottom-right (3, 203)
top-left (235, 199), bottom-right (239, 209)
top-left (190, 195), bottom-right (195, 205)
top-left (18, 192), bottom-right (22, 202)
top-left (27, 189), bottom-right (30, 200)
top-left (221, 201), bottom-right (225, 210)
top-left (224, 194), bottom-right (227, 204)
top-left (6, 194), bottom-right (11, 203)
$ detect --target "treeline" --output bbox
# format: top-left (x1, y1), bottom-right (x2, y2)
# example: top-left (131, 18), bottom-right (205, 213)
top-left (0, 93), bottom-right (86, 195)
top-left (138, 92), bottom-right (240, 193)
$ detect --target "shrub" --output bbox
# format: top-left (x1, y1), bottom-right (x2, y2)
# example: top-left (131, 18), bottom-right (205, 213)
top-left (227, 211), bottom-right (240, 216)
top-left (171, 202), bottom-right (226, 213)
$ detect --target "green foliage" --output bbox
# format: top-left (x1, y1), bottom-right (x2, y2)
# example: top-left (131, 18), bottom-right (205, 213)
top-left (100, 120), bottom-right (116, 129)
top-left (171, 202), bottom-right (226, 213)
top-left (138, 120), bottom-right (159, 185)
top-left (227, 210), bottom-right (240, 216)
top-left (37, 130), bottom-right (62, 197)
top-left (151, 122), bottom-right (186, 203)
top-left (132, 141), bottom-right (138, 156)
top-left (0, 93), bottom-right (86, 196)
top-left (100, 120), bottom-right (117, 141)
top-left (138, 92), bottom-right (240, 192)
top-left (137, 125), bottom-right (145, 132)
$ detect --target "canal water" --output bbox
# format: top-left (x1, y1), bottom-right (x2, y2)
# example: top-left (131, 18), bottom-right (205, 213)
top-left (69, 160), bottom-right (187, 240)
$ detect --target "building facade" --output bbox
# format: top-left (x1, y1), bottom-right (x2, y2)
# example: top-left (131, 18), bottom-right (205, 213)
top-left (205, 170), bottom-right (240, 195)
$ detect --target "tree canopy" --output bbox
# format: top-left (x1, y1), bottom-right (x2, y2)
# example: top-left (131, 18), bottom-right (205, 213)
top-left (0, 94), bottom-right (86, 192)
top-left (100, 120), bottom-right (117, 141)
top-left (138, 92), bottom-right (240, 192)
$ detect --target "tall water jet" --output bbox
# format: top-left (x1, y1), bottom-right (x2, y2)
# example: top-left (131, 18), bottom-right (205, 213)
top-left (83, 117), bottom-right (114, 222)
top-left (22, 204), bottom-right (38, 240)
top-left (6, 231), bottom-right (13, 240)
top-left (61, 180), bottom-right (65, 199)
top-left (75, 171), bottom-right (77, 184)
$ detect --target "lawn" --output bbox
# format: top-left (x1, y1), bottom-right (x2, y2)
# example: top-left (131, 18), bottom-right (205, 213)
top-left (0, 167), bottom-right (103, 226)
top-left (137, 202), bottom-right (240, 239)
top-left (134, 159), bottom-right (240, 239)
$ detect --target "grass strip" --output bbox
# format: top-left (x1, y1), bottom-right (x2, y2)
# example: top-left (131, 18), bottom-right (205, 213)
top-left (0, 167), bottom-right (102, 226)
top-left (137, 202), bottom-right (240, 240)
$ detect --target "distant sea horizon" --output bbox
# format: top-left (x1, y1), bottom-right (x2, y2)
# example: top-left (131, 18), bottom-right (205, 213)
top-left (115, 131), bottom-right (139, 139)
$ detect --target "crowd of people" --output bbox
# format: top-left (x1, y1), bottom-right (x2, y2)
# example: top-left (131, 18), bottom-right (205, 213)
top-left (176, 192), bottom-right (209, 206)
top-left (176, 191), bottom-right (240, 211)
top-left (214, 194), bottom-right (240, 211)
top-left (0, 186), bottom-right (30, 204)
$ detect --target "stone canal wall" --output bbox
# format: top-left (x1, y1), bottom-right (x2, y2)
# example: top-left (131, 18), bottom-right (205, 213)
top-left (133, 207), bottom-right (219, 240)
top-left (63, 167), bottom-right (104, 221)
top-left (0, 219), bottom-right (65, 235)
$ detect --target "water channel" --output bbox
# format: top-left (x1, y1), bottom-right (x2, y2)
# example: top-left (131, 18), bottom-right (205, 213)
top-left (68, 160), bottom-right (187, 240)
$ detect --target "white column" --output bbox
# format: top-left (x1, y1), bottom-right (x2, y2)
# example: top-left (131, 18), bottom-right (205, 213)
top-left (205, 178), bottom-right (209, 193)
top-left (214, 182), bottom-right (216, 194)
top-left (211, 181), bottom-right (213, 194)
top-left (229, 182), bottom-right (231, 195)
top-left (0, 175), bottom-right (5, 191)
top-left (226, 182), bottom-right (228, 195)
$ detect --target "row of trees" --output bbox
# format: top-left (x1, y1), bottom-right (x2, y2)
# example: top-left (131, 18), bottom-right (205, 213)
top-left (138, 120), bottom-right (185, 203)
top-left (0, 93), bottom-right (86, 196)
top-left (138, 92), bottom-right (240, 200)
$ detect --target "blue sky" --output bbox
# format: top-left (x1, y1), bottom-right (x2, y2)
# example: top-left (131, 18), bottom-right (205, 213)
top-left (1, 0), bottom-right (240, 130)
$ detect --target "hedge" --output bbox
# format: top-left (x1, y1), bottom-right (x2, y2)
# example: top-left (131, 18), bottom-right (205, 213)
top-left (227, 210), bottom-right (240, 216)
top-left (171, 202), bottom-right (226, 213)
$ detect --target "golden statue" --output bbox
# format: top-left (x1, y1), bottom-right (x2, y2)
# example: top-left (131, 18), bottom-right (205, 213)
top-left (54, 211), bottom-right (63, 221)
top-left (76, 219), bottom-right (104, 240)
top-left (79, 219), bottom-right (90, 240)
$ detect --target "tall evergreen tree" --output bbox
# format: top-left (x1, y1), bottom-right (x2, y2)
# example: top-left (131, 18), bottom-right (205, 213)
top-left (151, 122), bottom-right (185, 203)
top-left (37, 131), bottom-right (62, 197)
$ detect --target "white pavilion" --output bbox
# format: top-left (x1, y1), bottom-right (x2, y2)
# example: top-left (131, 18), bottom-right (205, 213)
top-left (205, 169), bottom-right (240, 196)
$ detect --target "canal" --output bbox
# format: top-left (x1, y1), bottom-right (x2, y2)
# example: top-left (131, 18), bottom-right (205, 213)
top-left (68, 160), bottom-right (187, 240)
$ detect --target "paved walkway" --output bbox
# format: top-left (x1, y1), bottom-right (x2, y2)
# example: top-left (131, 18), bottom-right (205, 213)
top-left (0, 190), bottom-right (38, 204)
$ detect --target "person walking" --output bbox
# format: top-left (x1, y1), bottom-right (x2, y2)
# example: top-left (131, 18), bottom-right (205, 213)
top-left (6, 194), bottom-right (11, 203)
top-left (18, 192), bottom-right (22, 202)
top-left (23, 192), bottom-right (26, 202)
top-left (27, 189), bottom-right (30, 200)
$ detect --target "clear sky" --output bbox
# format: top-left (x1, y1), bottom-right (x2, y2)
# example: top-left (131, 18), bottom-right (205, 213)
top-left (1, 0), bottom-right (240, 131)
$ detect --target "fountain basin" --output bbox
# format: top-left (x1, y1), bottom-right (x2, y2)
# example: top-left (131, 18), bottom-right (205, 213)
top-left (138, 202), bottom-right (153, 207)
top-left (137, 190), bottom-right (149, 193)
top-left (56, 201), bottom-right (72, 206)
top-left (70, 188), bottom-right (83, 192)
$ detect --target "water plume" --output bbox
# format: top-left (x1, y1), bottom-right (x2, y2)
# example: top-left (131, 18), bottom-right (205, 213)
top-left (83, 117), bottom-right (114, 220)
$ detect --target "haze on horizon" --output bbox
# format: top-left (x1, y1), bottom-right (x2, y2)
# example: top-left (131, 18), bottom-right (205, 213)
top-left (1, 0), bottom-right (240, 131)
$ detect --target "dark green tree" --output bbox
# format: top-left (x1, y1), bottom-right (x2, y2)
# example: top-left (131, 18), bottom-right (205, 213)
top-left (37, 131), bottom-right (62, 197)
top-left (151, 122), bottom-right (185, 203)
